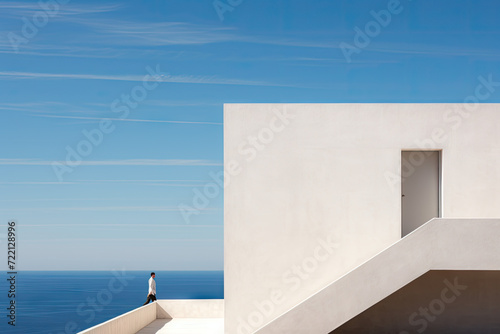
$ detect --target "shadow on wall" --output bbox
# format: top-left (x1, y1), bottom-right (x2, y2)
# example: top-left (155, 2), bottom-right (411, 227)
top-left (331, 270), bottom-right (500, 334)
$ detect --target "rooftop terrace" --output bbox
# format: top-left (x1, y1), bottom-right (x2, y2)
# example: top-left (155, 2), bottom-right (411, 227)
top-left (78, 299), bottom-right (224, 334)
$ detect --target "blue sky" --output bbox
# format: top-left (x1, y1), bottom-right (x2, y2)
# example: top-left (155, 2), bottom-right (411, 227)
top-left (1, 0), bottom-right (499, 270)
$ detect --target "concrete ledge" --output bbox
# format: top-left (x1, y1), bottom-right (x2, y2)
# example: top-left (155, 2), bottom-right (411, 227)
top-left (78, 299), bottom-right (224, 334)
top-left (79, 302), bottom-right (157, 334)
top-left (156, 300), bottom-right (224, 319)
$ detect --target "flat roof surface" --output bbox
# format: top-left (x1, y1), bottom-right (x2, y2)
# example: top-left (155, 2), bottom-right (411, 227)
top-left (135, 318), bottom-right (224, 334)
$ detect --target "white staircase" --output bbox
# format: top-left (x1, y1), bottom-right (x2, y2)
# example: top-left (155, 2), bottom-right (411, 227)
top-left (255, 218), bottom-right (500, 333)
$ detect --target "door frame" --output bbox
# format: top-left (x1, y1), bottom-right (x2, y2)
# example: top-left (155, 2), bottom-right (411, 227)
top-left (400, 149), bottom-right (443, 237)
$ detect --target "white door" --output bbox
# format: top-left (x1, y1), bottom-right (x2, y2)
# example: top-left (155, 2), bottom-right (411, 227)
top-left (401, 151), bottom-right (440, 237)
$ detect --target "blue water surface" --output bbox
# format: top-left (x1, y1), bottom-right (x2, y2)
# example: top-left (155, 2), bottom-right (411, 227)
top-left (0, 271), bottom-right (224, 334)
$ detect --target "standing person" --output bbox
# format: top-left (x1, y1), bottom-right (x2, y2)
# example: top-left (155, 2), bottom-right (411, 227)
top-left (143, 272), bottom-right (156, 305)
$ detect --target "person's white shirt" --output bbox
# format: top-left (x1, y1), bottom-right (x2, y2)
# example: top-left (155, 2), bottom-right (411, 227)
top-left (148, 277), bottom-right (156, 296)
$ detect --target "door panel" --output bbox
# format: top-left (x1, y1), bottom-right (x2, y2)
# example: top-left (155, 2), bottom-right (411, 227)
top-left (401, 151), bottom-right (440, 236)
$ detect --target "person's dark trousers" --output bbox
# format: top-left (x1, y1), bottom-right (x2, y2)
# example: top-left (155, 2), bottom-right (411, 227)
top-left (143, 294), bottom-right (156, 305)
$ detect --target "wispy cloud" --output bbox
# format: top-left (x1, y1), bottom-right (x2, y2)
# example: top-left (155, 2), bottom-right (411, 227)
top-left (0, 42), bottom-right (197, 59)
top-left (0, 181), bottom-right (79, 185)
top-left (72, 19), bottom-right (237, 46)
top-left (0, 158), bottom-right (222, 166)
top-left (144, 100), bottom-right (220, 107)
top-left (0, 4), bottom-right (350, 60)
top-left (0, 179), bottom-right (210, 187)
top-left (0, 71), bottom-right (154, 82)
top-left (0, 46), bottom-right (122, 58)
top-left (0, 70), bottom-right (288, 87)
top-left (243, 35), bottom-right (335, 49)
top-left (0, 196), bottom-right (183, 202)
top-left (1, 206), bottom-right (219, 212)
top-left (365, 42), bottom-right (500, 57)
top-left (2, 11), bottom-right (340, 57)
top-left (0, 2), bottom-right (122, 18)
top-left (23, 223), bottom-right (222, 227)
top-left (34, 114), bottom-right (222, 125)
top-left (62, 17), bottom-right (339, 49)
top-left (25, 238), bottom-right (222, 242)
top-left (0, 101), bottom-right (100, 114)
top-left (74, 179), bottom-right (205, 183)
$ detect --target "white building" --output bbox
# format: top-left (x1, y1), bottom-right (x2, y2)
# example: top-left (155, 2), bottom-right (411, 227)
top-left (224, 103), bottom-right (500, 334)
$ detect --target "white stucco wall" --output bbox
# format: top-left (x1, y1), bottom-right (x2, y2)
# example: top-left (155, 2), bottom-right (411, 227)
top-left (223, 103), bottom-right (500, 334)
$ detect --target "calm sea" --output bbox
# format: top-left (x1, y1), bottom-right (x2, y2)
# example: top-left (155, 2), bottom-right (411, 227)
top-left (0, 271), bottom-right (224, 334)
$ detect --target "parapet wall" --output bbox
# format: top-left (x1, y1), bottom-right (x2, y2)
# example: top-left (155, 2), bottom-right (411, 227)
top-left (78, 299), bottom-right (224, 334)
